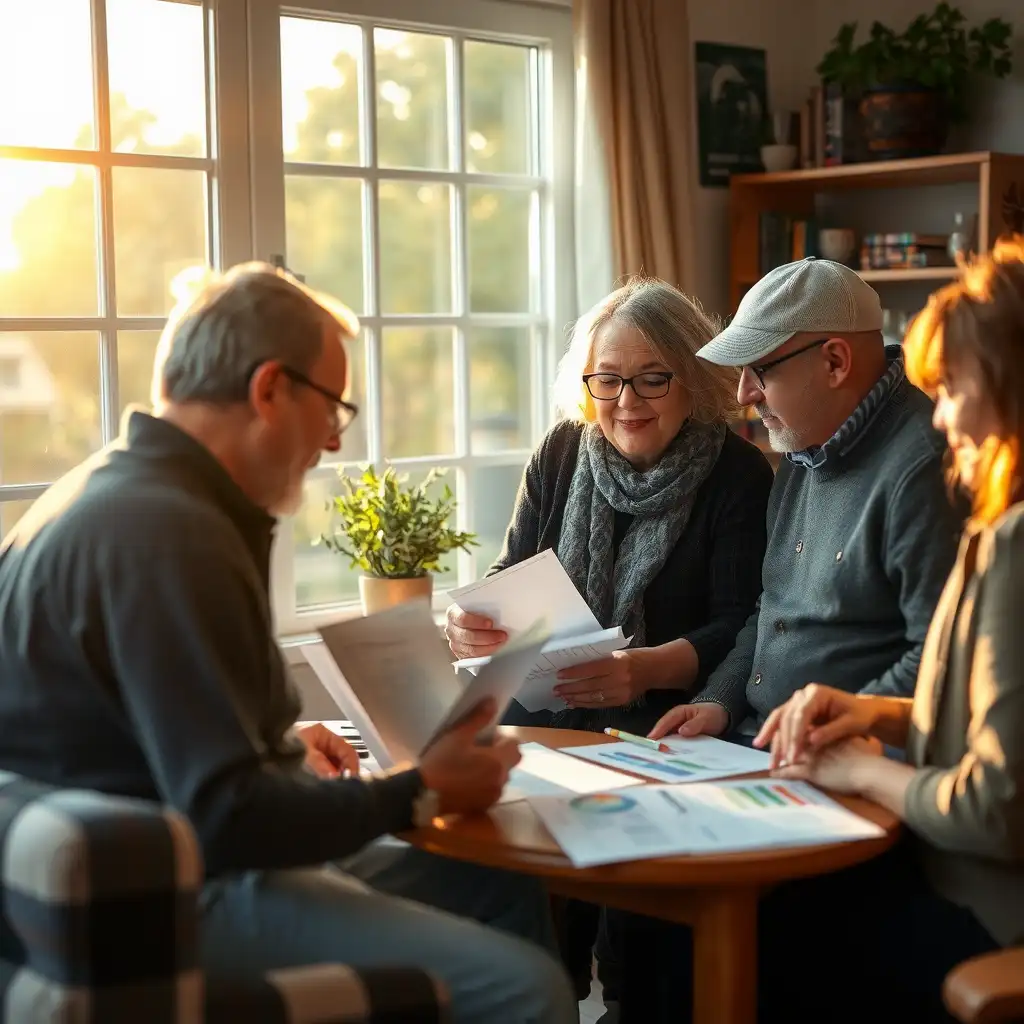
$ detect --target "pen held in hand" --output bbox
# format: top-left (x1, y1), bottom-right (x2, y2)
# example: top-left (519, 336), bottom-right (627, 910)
top-left (603, 727), bottom-right (671, 754)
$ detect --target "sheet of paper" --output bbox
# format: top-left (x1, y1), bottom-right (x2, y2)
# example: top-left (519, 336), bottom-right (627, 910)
top-left (561, 735), bottom-right (770, 784)
top-left (527, 779), bottom-right (886, 868)
top-left (498, 742), bottom-right (644, 804)
top-left (425, 618), bottom-right (551, 750)
top-left (455, 627), bottom-right (630, 714)
top-left (304, 603), bottom-right (551, 770)
top-left (305, 602), bottom-right (460, 769)
top-left (447, 550), bottom-right (600, 641)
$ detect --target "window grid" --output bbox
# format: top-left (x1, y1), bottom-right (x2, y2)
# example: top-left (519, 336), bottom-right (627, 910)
top-left (0, 0), bottom-right (217, 505)
top-left (276, 11), bottom-right (553, 631)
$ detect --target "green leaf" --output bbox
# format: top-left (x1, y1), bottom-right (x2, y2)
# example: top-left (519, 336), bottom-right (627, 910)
top-left (318, 463), bottom-right (479, 580)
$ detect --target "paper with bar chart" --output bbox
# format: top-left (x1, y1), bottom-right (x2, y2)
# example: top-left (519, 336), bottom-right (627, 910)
top-left (526, 779), bottom-right (886, 868)
top-left (560, 734), bottom-right (770, 784)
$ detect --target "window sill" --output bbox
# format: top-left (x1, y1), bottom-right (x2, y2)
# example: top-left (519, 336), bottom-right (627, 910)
top-left (279, 609), bottom-right (449, 666)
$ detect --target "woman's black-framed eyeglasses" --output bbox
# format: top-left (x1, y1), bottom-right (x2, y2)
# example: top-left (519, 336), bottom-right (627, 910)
top-left (280, 365), bottom-right (359, 432)
top-left (747, 338), bottom-right (830, 390)
top-left (581, 371), bottom-right (675, 401)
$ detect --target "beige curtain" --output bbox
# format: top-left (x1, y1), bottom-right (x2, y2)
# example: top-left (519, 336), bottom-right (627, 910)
top-left (575, 0), bottom-right (699, 292)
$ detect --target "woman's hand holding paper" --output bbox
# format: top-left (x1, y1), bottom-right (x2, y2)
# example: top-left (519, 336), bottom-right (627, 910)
top-left (553, 649), bottom-right (648, 708)
top-left (445, 603), bottom-right (507, 660)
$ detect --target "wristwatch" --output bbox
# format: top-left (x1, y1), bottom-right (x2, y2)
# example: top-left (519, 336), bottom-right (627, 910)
top-left (412, 783), bottom-right (441, 828)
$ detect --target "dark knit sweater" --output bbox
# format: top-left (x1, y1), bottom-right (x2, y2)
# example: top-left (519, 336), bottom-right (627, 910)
top-left (495, 420), bottom-right (774, 734)
top-left (0, 412), bottom-right (422, 876)
top-left (694, 370), bottom-right (966, 733)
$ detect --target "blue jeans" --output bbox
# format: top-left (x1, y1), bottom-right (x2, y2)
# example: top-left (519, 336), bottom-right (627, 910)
top-left (199, 837), bottom-right (577, 1024)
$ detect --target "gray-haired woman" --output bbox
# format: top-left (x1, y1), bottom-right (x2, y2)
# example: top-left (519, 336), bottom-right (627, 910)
top-left (446, 277), bottom-right (773, 737)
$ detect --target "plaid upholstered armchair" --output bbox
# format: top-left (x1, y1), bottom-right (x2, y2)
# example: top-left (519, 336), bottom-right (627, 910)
top-left (0, 773), bottom-right (449, 1023)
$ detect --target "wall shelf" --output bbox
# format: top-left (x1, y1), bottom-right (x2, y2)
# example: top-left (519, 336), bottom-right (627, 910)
top-left (729, 151), bottom-right (1024, 311)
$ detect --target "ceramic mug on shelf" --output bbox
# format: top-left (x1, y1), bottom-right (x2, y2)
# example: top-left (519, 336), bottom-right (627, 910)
top-left (760, 144), bottom-right (798, 173)
top-left (818, 228), bottom-right (856, 264)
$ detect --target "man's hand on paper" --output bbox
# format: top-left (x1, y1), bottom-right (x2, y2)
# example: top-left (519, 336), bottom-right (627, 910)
top-left (420, 699), bottom-right (521, 815)
top-left (445, 603), bottom-right (507, 660)
top-left (649, 702), bottom-right (729, 740)
top-left (296, 723), bottom-right (362, 779)
top-left (770, 736), bottom-right (883, 793)
top-left (552, 649), bottom-right (649, 708)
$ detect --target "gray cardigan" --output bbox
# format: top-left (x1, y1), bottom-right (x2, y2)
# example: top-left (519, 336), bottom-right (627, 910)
top-left (695, 371), bottom-right (965, 732)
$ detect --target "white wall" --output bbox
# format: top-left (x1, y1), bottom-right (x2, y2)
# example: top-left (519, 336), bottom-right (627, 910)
top-left (688, 0), bottom-right (806, 314)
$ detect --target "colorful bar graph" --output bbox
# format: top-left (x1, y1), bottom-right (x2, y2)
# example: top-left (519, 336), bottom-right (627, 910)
top-left (598, 750), bottom-right (695, 779)
top-left (756, 785), bottom-right (786, 807)
top-left (667, 758), bottom-right (707, 771)
top-left (735, 785), bottom-right (766, 807)
top-left (773, 784), bottom-right (807, 806)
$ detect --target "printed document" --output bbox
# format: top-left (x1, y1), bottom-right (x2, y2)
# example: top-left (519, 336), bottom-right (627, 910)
top-left (562, 734), bottom-right (770, 784)
top-left (527, 779), bottom-right (886, 868)
top-left (448, 550), bottom-right (629, 713)
top-left (301, 600), bottom-right (549, 770)
top-left (499, 742), bottom-right (644, 804)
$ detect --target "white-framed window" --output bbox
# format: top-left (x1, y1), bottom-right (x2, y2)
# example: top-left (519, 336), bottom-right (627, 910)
top-left (248, 0), bottom-right (575, 634)
top-left (0, 0), bottom-right (574, 638)
top-left (0, 0), bottom-right (251, 531)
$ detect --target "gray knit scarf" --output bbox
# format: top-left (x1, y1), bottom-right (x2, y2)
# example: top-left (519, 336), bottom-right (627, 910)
top-left (556, 419), bottom-right (727, 649)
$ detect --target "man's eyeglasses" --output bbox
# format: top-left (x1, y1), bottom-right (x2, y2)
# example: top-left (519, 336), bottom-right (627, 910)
top-left (581, 372), bottom-right (675, 401)
top-left (747, 338), bottom-right (830, 390)
top-left (280, 365), bottom-right (359, 433)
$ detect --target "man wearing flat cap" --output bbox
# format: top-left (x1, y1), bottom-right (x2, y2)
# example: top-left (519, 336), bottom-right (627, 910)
top-left (650, 257), bottom-right (964, 744)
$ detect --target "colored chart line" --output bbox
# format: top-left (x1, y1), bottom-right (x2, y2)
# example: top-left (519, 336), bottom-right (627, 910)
top-left (597, 750), bottom-right (695, 779)
top-left (667, 758), bottom-right (708, 771)
top-left (728, 784), bottom-right (808, 809)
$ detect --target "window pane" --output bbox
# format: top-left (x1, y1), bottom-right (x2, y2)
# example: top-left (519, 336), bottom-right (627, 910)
top-left (285, 176), bottom-right (364, 314)
top-left (1, 0), bottom-right (94, 148)
top-left (0, 161), bottom-right (99, 317)
top-left (0, 332), bottom-right (101, 485)
top-left (293, 465), bottom-right (458, 609)
top-left (469, 463), bottom-right (527, 575)
top-left (335, 334), bottom-right (368, 465)
top-left (381, 328), bottom-right (454, 458)
top-left (375, 30), bottom-right (450, 171)
top-left (113, 167), bottom-right (208, 316)
top-left (281, 17), bottom-right (362, 165)
top-left (118, 330), bottom-right (161, 415)
top-left (467, 187), bottom-right (532, 313)
top-left (293, 473), bottom-right (362, 610)
top-left (464, 41), bottom-right (531, 174)
top-left (1, 500), bottom-right (36, 540)
top-left (107, 0), bottom-right (207, 157)
top-left (469, 328), bottom-right (532, 452)
top-left (379, 182), bottom-right (452, 314)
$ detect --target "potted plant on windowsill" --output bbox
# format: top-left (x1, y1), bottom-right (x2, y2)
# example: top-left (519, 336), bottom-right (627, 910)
top-left (319, 465), bottom-right (478, 616)
top-left (816, 3), bottom-right (1012, 161)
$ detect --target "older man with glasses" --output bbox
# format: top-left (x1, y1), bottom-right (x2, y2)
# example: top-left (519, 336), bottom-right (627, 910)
top-left (648, 257), bottom-right (965, 752)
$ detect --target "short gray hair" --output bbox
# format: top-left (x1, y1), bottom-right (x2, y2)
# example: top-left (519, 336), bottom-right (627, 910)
top-left (552, 277), bottom-right (741, 424)
top-left (153, 261), bottom-right (360, 405)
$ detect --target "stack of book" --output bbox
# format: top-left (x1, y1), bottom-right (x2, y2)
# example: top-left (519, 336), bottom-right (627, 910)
top-left (860, 233), bottom-right (952, 271)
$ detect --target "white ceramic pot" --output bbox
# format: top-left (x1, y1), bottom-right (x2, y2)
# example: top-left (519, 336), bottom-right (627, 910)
top-left (760, 143), bottom-right (797, 173)
top-left (358, 574), bottom-right (433, 616)
top-left (818, 228), bottom-right (856, 264)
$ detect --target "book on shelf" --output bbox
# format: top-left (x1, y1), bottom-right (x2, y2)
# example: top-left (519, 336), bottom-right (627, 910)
top-left (759, 212), bottom-right (820, 274)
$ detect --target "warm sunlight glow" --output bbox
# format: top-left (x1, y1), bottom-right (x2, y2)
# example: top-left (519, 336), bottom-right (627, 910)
top-left (0, 0), bottom-right (207, 273)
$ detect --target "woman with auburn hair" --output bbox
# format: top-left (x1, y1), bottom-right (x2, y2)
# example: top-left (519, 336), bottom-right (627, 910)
top-left (445, 277), bottom-right (773, 737)
top-left (613, 239), bottom-right (1024, 1024)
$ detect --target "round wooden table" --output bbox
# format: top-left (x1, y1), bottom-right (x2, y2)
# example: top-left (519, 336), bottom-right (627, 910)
top-left (400, 726), bottom-right (901, 1024)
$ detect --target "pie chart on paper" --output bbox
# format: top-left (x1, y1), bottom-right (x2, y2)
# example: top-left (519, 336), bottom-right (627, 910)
top-left (568, 793), bottom-right (638, 815)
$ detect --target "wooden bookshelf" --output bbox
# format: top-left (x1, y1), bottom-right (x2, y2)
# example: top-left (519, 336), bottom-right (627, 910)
top-left (729, 151), bottom-right (1024, 311)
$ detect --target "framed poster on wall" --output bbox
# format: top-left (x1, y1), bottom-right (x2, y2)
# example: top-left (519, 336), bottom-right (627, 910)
top-left (695, 42), bottom-right (768, 187)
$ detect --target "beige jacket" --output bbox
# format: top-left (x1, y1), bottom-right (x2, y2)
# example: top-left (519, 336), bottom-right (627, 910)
top-left (905, 502), bottom-right (1024, 947)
